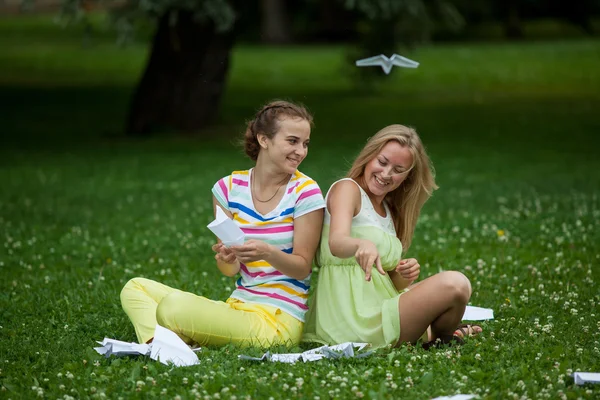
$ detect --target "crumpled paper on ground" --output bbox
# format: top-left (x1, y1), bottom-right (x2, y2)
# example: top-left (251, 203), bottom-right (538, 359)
top-left (239, 342), bottom-right (372, 363)
top-left (573, 372), bottom-right (600, 385)
top-left (94, 325), bottom-right (200, 367)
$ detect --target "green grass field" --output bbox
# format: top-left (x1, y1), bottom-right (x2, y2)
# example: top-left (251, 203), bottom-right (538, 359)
top-left (1, 15), bottom-right (599, 399)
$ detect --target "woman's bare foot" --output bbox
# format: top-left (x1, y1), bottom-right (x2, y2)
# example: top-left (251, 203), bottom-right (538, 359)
top-left (453, 324), bottom-right (482, 338)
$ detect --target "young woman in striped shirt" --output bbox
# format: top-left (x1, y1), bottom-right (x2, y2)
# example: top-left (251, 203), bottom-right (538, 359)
top-left (121, 101), bottom-right (325, 347)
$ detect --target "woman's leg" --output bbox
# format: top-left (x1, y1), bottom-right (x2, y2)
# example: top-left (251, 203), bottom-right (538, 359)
top-left (396, 271), bottom-right (472, 345)
top-left (155, 292), bottom-right (297, 347)
top-left (120, 277), bottom-right (183, 344)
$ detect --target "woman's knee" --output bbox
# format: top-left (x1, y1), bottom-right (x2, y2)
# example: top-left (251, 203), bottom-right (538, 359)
top-left (439, 271), bottom-right (471, 304)
top-left (120, 277), bottom-right (145, 305)
top-left (155, 292), bottom-right (186, 327)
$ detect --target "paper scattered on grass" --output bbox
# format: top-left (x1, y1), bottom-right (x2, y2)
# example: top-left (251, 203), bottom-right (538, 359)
top-left (149, 325), bottom-right (200, 367)
top-left (462, 306), bottom-right (494, 321)
top-left (573, 372), bottom-right (600, 385)
top-left (239, 342), bottom-right (372, 363)
top-left (94, 339), bottom-right (151, 357)
top-left (207, 206), bottom-right (245, 246)
top-left (431, 395), bottom-right (476, 400)
top-left (94, 325), bottom-right (200, 367)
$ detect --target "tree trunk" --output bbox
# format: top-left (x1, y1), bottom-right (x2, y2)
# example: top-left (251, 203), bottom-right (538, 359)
top-left (127, 10), bottom-right (235, 136)
top-left (260, 0), bottom-right (290, 44)
top-left (503, 0), bottom-right (523, 39)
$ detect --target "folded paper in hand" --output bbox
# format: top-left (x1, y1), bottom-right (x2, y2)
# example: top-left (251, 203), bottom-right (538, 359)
top-left (207, 206), bottom-right (245, 246)
top-left (239, 342), bottom-right (372, 364)
top-left (94, 325), bottom-right (200, 367)
top-left (462, 305), bottom-right (494, 321)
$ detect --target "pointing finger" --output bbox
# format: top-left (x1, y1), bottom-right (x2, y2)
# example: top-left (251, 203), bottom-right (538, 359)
top-left (376, 257), bottom-right (386, 275)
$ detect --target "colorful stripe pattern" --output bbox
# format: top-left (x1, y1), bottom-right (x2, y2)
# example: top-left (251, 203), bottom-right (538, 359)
top-left (212, 169), bottom-right (325, 322)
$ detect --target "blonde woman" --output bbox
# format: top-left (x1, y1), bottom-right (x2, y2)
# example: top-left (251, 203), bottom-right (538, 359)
top-left (303, 125), bottom-right (481, 349)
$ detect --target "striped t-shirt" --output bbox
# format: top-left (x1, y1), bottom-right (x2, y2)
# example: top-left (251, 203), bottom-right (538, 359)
top-left (212, 169), bottom-right (325, 322)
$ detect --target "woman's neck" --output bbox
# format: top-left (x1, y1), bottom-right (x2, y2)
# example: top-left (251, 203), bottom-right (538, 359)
top-left (252, 161), bottom-right (291, 189)
top-left (357, 176), bottom-right (385, 206)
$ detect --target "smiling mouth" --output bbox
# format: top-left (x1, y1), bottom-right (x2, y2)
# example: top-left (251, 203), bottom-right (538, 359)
top-left (374, 176), bottom-right (389, 186)
top-left (287, 158), bottom-right (301, 164)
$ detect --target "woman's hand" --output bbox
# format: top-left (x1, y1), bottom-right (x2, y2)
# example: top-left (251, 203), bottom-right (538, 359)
top-left (395, 258), bottom-right (420, 281)
top-left (355, 240), bottom-right (386, 281)
top-left (229, 240), bottom-right (274, 264)
top-left (212, 243), bottom-right (237, 264)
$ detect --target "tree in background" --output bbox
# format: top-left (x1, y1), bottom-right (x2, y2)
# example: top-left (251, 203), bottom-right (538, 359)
top-left (261, 0), bottom-right (290, 44)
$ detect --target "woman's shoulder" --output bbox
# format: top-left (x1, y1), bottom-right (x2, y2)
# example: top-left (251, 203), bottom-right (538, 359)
top-left (291, 170), bottom-right (317, 184)
top-left (230, 170), bottom-right (250, 179)
top-left (290, 170), bottom-right (322, 194)
top-left (326, 178), bottom-right (362, 208)
top-left (327, 178), bottom-right (362, 197)
top-left (213, 170), bottom-right (251, 198)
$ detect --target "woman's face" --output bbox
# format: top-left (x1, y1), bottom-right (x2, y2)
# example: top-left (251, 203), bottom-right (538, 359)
top-left (262, 117), bottom-right (311, 175)
top-left (363, 141), bottom-right (413, 199)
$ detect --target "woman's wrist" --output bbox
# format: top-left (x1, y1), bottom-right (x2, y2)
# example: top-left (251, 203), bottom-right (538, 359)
top-left (262, 243), bottom-right (277, 262)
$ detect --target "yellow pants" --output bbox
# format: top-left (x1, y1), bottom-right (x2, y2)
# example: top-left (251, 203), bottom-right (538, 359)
top-left (120, 277), bottom-right (303, 347)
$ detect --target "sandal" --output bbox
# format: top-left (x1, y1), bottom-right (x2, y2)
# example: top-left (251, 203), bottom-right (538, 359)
top-left (422, 334), bottom-right (464, 351)
top-left (454, 324), bottom-right (482, 338)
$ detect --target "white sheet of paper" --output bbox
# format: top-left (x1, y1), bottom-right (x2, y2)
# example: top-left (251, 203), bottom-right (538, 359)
top-left (355, 53), bottom-right (419, 75)
top-left (94, 339), bottom-right (151, 357)
top-left (270, 353), bottom-right (304, 363)
top-left (302, 353), bottom-right (325, 362)
top-left (432, 395), bottom-right (476, 400)
top-left (149, 325), bottom-right (199, 367)
top-left (462, 306), bottom-right (494, 321)
top-left (238, 352), bottom-right (270, 362)
top-left (239, 342), bottom-right (371, 364)
top-left (207, 206), bottom-right (245, 246)
top-left (573, 372), bottom-right (600, 385)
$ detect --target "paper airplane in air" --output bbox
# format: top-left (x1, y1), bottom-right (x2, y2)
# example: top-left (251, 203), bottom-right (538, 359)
top-left (355, 54), bottom-right (419, 75)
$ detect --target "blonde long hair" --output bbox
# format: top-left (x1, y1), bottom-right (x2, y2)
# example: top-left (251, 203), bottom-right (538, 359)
top-left (347, 125), bottom-right (438, 251)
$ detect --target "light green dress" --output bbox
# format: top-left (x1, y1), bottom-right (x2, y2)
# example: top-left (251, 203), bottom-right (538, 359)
top-left (303, 178), bottom-right (405, 348)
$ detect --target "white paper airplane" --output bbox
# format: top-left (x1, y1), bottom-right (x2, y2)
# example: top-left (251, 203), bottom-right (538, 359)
top-left (355, 53), bottom-right (419, 75)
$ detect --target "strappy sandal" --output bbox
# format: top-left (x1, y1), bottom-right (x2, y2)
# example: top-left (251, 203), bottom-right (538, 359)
top-left (422, 334), bottom-right (464, 351)
top-left (454, 324), bottom-right (482, 338)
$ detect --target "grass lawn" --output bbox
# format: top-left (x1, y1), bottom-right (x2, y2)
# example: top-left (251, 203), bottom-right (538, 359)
top-left (1, 15), bottom-right (600, 399)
